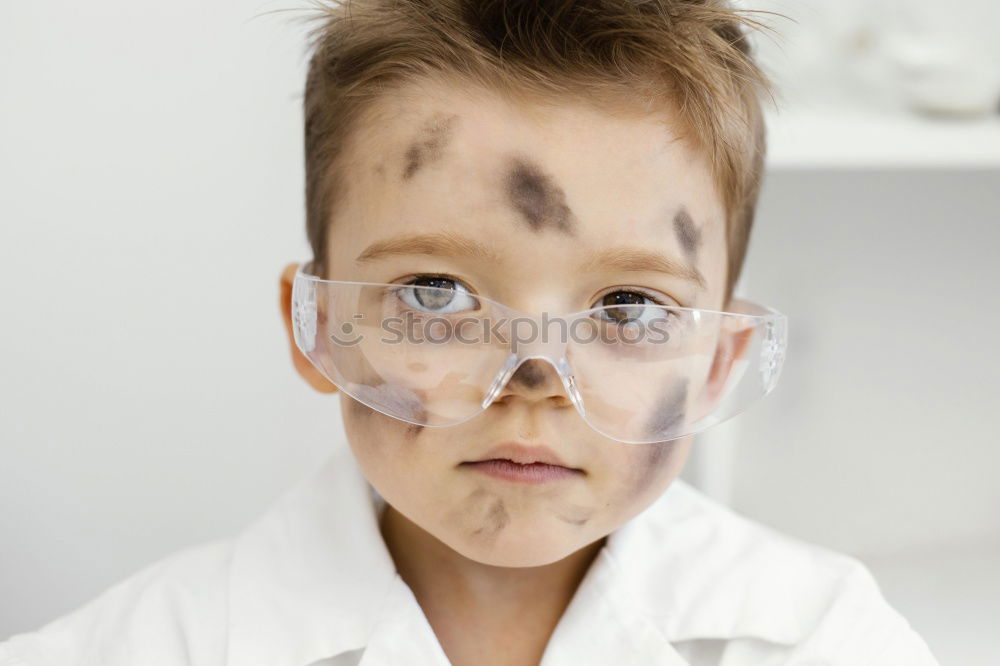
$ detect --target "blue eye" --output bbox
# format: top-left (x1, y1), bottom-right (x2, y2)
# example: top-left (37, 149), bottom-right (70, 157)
top-left (397, 277), bottom-right (479, 314)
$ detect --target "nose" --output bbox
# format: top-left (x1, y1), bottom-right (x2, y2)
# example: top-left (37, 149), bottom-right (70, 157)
top-left (490, 356), bottom-right (576, 408)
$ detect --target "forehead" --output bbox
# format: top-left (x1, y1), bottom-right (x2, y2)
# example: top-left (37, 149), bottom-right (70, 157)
top-left (329, 77), bottom-right (726, 296)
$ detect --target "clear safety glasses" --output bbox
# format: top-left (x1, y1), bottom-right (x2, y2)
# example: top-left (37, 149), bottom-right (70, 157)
top-left (291, 263), bottom-right (787, 444)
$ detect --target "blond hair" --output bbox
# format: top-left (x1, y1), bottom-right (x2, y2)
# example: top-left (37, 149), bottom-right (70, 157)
top-left (299, 0), bottom-right (777, 302)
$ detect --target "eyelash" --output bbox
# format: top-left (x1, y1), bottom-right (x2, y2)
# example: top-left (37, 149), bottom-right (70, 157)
top-left (400, 273), bottom-right (473, 291)
top-left (598, 287), bottom-right (677, 308)
top-left (400, 274), bottom-right (680, 309)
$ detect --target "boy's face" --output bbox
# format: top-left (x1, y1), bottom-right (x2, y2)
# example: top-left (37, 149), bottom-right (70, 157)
top-left (284, 77), bottom-right (729, 567)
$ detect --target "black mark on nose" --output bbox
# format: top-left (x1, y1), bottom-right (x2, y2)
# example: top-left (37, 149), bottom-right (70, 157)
top-left (509, 359), bottom-right (550, 389)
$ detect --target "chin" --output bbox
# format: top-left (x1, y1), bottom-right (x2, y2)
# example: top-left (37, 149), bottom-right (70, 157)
top-left (450, 525), bottom-right (594, 568)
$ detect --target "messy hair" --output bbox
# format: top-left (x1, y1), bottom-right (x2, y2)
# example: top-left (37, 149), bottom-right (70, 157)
top-left (298, 0), bottom-right (777, 302)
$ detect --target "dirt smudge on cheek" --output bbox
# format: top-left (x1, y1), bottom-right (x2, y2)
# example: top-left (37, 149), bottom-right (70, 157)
top-left (645, 378), bottom-right (689, 441)
top-left (631, 440), bottom-right (675, 493)
top-left (604, 437), bottom-right (685, 515)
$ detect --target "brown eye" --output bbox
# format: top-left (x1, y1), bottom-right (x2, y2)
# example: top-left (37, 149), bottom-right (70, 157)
top-left (602, 291), bottom-right (647, 307)
top-left (596, 290), bottom-right (654, 324)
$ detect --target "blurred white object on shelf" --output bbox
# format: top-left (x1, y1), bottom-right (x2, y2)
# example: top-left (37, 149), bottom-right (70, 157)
top-left (765, 106), bottom-right (1000, 170)
top-left (881, 0), bottom-right (1000, 117)
top-left (735, 0), bottom-right (1000, 168)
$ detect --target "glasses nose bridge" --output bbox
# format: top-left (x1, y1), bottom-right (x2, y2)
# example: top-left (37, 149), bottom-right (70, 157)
top-left (502, 310), bottom-right (583, 406)
top-left (481, 345), bottom-right (585, 413)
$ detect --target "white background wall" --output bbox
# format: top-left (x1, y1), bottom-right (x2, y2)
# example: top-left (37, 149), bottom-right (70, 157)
top-left (724, 170), bottom-right (1000, 664)
top-left (0, 0), bottom-right (338, 632)
top-left (2, 1), bottom-right (998, 664)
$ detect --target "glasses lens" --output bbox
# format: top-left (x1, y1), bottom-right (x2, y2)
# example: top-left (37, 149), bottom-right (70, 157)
top-left (293, 271), bottom-right (511, 425)
top-left (566, 301), bottom-right (785, 443)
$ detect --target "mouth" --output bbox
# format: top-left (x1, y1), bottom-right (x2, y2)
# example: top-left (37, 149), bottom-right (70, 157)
top-left (459, 442), bottom-right (584, 484)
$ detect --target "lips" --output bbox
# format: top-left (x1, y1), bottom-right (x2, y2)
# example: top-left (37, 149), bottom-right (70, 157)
top-left (467, 442), bottom-right (577, 469)
top-left (462, 458), bottom-right (582, 484)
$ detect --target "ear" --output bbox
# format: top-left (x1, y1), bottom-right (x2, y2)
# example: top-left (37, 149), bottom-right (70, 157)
top-left (279, 262), bottom-right (339, 394)
top-left (701, 323), bottom-right (755, 411)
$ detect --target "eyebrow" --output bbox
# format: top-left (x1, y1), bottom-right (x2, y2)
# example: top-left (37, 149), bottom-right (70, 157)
top-left (354, 232), bottom-right (706, 290)
top-left (355, 232), bottom-right (501, 264)
top-left (580, 246), bottom-right (707, 290)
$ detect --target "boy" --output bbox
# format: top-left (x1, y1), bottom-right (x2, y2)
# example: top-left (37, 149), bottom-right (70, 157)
top-left (1, 1), bottom-right (938, 664)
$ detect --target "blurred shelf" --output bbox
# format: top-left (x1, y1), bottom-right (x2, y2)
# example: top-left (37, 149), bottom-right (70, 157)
top-left (765, 108), bottom-right (1000, 170)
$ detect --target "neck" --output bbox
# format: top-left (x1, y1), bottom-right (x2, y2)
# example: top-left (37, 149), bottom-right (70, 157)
top-left (379, 503), bottom-right (605, 661)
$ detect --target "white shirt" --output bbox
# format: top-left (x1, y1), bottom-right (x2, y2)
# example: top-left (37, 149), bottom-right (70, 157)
top-left (0, 444), bottom-right (938, 666)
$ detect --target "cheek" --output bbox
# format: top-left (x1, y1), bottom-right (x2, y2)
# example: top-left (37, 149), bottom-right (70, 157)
top-left (612, 436), bottom-right (692, 509)
top-left (546, 436), bottom-right (691, 540)
top-left (341, 395), bottom-right (426, 478)
top-left (344, 394), bottom-right (423, 440)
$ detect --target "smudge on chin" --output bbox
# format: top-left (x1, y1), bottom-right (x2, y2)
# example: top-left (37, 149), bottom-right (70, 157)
top-left (445, 487), bottom-right (509, 545)
top-left (472, 498), bottom-right (510, 540)
top-left (554, 503), bottom-right (594, 526)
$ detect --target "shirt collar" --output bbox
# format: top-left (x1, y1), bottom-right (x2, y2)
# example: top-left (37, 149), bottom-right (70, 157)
top-left (602, 480), bottom-right (817, 646)
top-left (225, 444), bottom-right (398, 666)
top-left (226, 445), bottom-right (819, 665)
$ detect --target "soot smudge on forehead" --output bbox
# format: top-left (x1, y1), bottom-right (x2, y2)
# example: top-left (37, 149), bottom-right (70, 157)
top-left (401, 113), bottom-right (460, 181)
top-left (504, 155), bottom-right (577, 235)
top-left (672, 206), bottom-right (702, 263)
